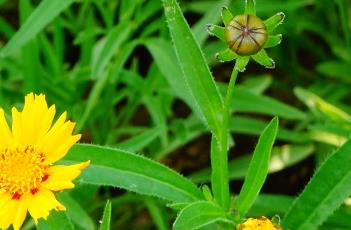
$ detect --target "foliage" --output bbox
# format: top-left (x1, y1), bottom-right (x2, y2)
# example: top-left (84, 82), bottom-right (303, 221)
top-left (1, 0), bottom-right (351, 229)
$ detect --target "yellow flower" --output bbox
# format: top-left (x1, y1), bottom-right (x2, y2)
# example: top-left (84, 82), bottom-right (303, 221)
top-left (0, 93), bottom-right (89, 230)
top-left (237, 216), bottom-right (282, 230)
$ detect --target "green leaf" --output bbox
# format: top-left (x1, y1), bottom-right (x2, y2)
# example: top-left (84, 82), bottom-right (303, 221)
top-left (317, 61), bottom-right (351, 81)
top-left (99, 201), bottom-right (111, 230)
top-left (252, 49), bottom-right (275, 68)
top-left (57, 193), bottom-right (95, 230)
top-left (283, 138), bottom-right (351, 230)
top-left (245, 0), bottom-right (256, 15)
top-left (221, 7), bottom-right (233, 26)
top-left (64, 144), bottom-right (204, 203)
top-left (145, 38), bottom-right (202, 120)
top-left (227, 87), bottom-right (306, 120)
top-left (216, 48), bottom-right (238, 62)
top-left (0, 0), bottom-right (74, 57)
top-left (190, 143), bottom-right (314, 183)
top-left (206, 24), bottom-right (225, 42)
top-left (92, 22), bottom-right (133, 79)
top-left (264, 34), bottom-right (282, 48)
top-left (37, 211), bottom-right (74, 230)
top-left (173, 201), bottom-right (234, 230)
top-left (235, 56), bottom-right (250, 72)
top-left (193, 0), bottom-right (229, 45)
top-left (116, 127), bottom-right (161, 152)
top-left (264, 12), bottom-right (285, 33)
top-left (235, 117), bottom-right (279, 216)
top-left (161, 0), bottom-right (224, 140)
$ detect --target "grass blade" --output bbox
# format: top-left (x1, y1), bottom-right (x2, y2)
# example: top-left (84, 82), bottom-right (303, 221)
top-left (99, 201), bottom-right (111, 230)
top-left (0, 0), bottom-right (74, 57)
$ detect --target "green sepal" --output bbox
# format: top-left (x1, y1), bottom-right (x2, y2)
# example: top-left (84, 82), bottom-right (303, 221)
top-left (234, 56), bottom-right (250, 72)
top-left (252, 49), bottom-right (275, 69)
top-left (216, 48), bottom-right (238, 62)
top-left (201, 185), bottom-right (213, 201)
top-left (245, 0), bottom-right (256, 15)
top-left (207, 24), bottom-right (225, 41)
top-left (221, 7), bottom-right (233, 26)
top-left (264, 12), bottom-right (285, 33)
top-left (264, 34), bottom-right (282, 48)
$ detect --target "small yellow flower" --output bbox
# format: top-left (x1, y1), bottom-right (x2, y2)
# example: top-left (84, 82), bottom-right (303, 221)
top-left (237, 216), bottom-right (282, 230)
top-left (0, 93), bottom-right (89, 230)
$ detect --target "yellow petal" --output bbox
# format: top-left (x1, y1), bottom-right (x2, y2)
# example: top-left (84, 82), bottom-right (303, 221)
top-left (11, 107), bottom-right (23, 146)
top-left (45, 134), bottom-right (81, 164)
top-left (0, 108), bottom-right (12, 149)
top-left (0, 197), bottom-right (20, 230)
top-left (12, 198), bottom-right (27, 230)
top-left (42, 161), bottom-right (90, 191)
top-left (19, 94), bottom-right (56, 146)
top-left (26, 188), bottom-right (65, 224)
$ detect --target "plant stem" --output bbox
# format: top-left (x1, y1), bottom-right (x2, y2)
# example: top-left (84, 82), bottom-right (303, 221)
top-left (211, 68), bottom-right (239, 211)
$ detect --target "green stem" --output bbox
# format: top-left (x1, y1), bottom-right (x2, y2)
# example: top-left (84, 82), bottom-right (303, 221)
top-left (211, 68), bottom-right (238, 211)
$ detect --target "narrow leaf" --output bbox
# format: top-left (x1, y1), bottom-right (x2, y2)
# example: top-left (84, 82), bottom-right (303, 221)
top-left (63, 144), bottom-right (204, 203)
top-left (264, 34), bottom-right (282, 48)
top-left (173, 201), bottom-right (234, 230)
top-left (245, 0), bottom-right (256, 15)
top-left (221, 7), bottom-right (233, 26)
top-left (283, 138), bottom-right (351, 230)
top-left (235, 117), bottom-right (279, 216)
top-left (0, 0), bottom-right (74, 57)
top-left (99, 201), bottom-right (111, 230)
top-left (264, 12), bottom-right (285, 33)
top-left (161, 0), bottom-right (224, 139)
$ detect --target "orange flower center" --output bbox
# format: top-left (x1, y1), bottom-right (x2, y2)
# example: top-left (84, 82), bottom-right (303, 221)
top-left (0, 146), bottom-right (47, 197)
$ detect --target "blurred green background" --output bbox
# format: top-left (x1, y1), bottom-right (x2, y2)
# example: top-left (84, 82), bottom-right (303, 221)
top-left (0, 0), bottom-right (351, 229)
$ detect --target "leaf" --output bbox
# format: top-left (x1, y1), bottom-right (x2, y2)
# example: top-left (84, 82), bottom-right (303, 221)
top-left (264, 34), bottom-right (282, 48)
top-left (91, 22), bottom-right (133, 79)
top-left (144, 38), bottom-right (202, 120)
top-left (63, 144), bottom-right (204, 203)
top-left (245, 0), bottom-right (256, 15)
top-left (283, 138), bottom-right (351, 230)
top-left (189, 143), bottom-right (314, 183)
top-left (252, 49), bottom-right (275, 69)
top-left (235, 117), bottom-right (279, 216)
top-left (161, 0), bottom-right (224, 140)
top-left (57, 193), bottom-right (95, 230)
top-left (264, 12), bottom-right (285, 33)
top-left (227, 87), bottom-right (306, 120)
top-left (37, 211), bottom-right (74, 230)
top-left (116, 127), bottom-right (161, 152)
top-left (99, 201), bottom-right (111, 230)
top-left (173, 201), bottom-right (234, 230)
top-left (0, 0), bottom-right (74, 57)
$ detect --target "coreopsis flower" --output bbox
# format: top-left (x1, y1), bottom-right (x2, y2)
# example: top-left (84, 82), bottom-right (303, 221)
top-left (0, 93), bottom-right (89, 230)
top-left (207, 0), bottom-right (285, 71)
top-left (237, 216), bottom-right (282, 230)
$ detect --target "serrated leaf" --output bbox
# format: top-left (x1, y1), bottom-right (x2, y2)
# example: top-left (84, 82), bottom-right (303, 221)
top-left (283, 138), bottom-right (351, 230)
top-left (161, 0), bottom-right (224, 140)
top-left (235, 117), bottom-right (279, 216)
top-left (63, 144), bottom-right (204, 203)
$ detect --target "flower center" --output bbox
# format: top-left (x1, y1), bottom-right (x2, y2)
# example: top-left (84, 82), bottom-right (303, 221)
top-left (0, 146), bottom-right (47, 198)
